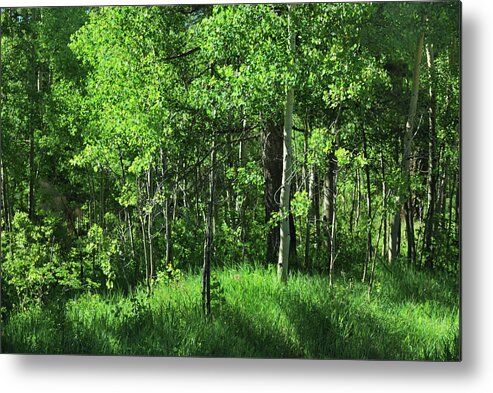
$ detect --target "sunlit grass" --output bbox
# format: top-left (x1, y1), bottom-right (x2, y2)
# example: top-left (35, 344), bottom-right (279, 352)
top-left (2, 263), bottom-right (460, 360)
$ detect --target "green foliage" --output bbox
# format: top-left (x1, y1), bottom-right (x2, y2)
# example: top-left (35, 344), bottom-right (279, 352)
top-left (2, 213), bottom-right (58, 309)
top-left (1, 212), bottom-right (86, 309)
top-left (334, 147), bottom-right (351, 167)
top-left (291, 191), bottom-right (311, 219)
top-left (86, 224), bottom-right (118, 290)
top-left (155, 262), bottom-right (183, 287)
top-left (210, 272), bottom-right (226, 314)
top-left (227, 162), bottom-right (263, 198)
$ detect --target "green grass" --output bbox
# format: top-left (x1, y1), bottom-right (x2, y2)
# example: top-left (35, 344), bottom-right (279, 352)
top-left (2, 264), bottom-right (460, 360)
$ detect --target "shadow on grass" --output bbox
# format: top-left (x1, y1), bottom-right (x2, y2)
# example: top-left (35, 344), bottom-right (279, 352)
top-left (2, 266), bottom-right (459, 359)
top-left (376, 262), bottom-right (459, 307)
top-left (279, 293), bottom-right (406, 360)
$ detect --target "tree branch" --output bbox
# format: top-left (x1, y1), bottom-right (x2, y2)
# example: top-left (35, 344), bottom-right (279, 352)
top-left (164, 47), bottom-right (200, 62)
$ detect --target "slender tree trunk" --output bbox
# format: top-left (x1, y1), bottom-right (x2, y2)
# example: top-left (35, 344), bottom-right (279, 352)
top-left (389, 210), bottom-right (400, 263)
top-left (195, 165), bottom-right (201, 226)
top-left (288, 179), bottom-right (298, 270)
top-left (236, 121), bottom-right (246, 242)
top-left (303, 126), bottom-right (310, 270)
top-left (119, 151), bottom-right (137, 278)
top-left (323, 154), bottom-right (334, 245)
top-left (147, 211), bottom-right (154, 282)
top-left (390, 22), bottom-right (425, 265)
top-left (397, 210), bottom-right (402, 256)
top-left (308, 168), bottom-right (321, 269)
top-left (160, 148), bottom-right (173, 265)
top-left (362, 129), bottom-right (373, 283)
top-left (165, 196), bottom-right (173, 264)
top-left (146, 166), bottom-right (154, 282)
top-left (320, 125), bottom-right (339, 283)
top-left (435, 162), bottom-right (446, 234)
top-left (2, 180), bottom-right (9, 232)
top-left (28, 123), bottom-right (35, 221)
top-left (368, 213), bottom-right (385, 296)
top-left (405, 199), bottom-right (416, 265)
top-left (277, 4), bottom-right (296, 283)
top-left (125, 209), bottom-right (136, 278)
top-left (349, 170), bottom-right (357, 234)
top-left (389, 130), bottom-right (402, 264)
top-left (389, 136), bottom-right (400, 264)
top-left (314, 170), bottom-right (321, 252)
top-left (423, 43), bottom-right (437, 270)
top-left (289, 209), bottom-right (297, 270)
top-left (448, 171), bottom-right (456, 235)
top-left (356, 167), bottom-right (361, 229)
top-left (404, 26), bottom-right (425, 266)
top-left (28, 68), bottom-right (40, 221)
top-left (175, 170), bottom-right (181, 219)
top-left (224, 134), bottom-right (235, 229)
top-left (381, 154), bottom-right (388, 258)
top-left (443, 168), bottom-right (450, 230)
top-left (28, 10), bottom-right (40, 222)
top-left (323, 150), bottom-right (337, 270)
top-left (99, 168), bottom-right (104, 227)
top-left (88, 173), bottom-right (95, 227)
top-left (139, 212), bottom-right (150, 293)
top-left (202, 132), bottom-right (216, 316)
top-left (329, 159), bottom-right (338, 287)
top-left (277, 110), bottom-right (294, 281)
top-left (305, 163), bottom-right (315, 271)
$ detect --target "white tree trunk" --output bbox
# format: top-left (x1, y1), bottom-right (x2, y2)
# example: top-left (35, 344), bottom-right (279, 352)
top-left (277, 4), bottom-right (296, 283)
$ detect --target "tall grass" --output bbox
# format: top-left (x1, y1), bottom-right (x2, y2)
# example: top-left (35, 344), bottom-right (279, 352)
top-left (2, 264), bottom-right (459, 360)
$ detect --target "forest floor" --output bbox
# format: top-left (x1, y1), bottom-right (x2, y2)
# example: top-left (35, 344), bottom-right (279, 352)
top-left (2, 264), bottom-right (460, 360)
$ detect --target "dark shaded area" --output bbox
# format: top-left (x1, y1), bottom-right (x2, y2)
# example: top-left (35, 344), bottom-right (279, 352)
top-left (262, 121), bottom-right (283, 266)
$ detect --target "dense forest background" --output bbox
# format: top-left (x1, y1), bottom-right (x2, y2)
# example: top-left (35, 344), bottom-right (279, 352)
top-left (0, 2), bottom-right (460, 359)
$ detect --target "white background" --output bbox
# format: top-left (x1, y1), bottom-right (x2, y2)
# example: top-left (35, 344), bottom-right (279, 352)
top-left (0, 1), bottom-right (490, 392)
